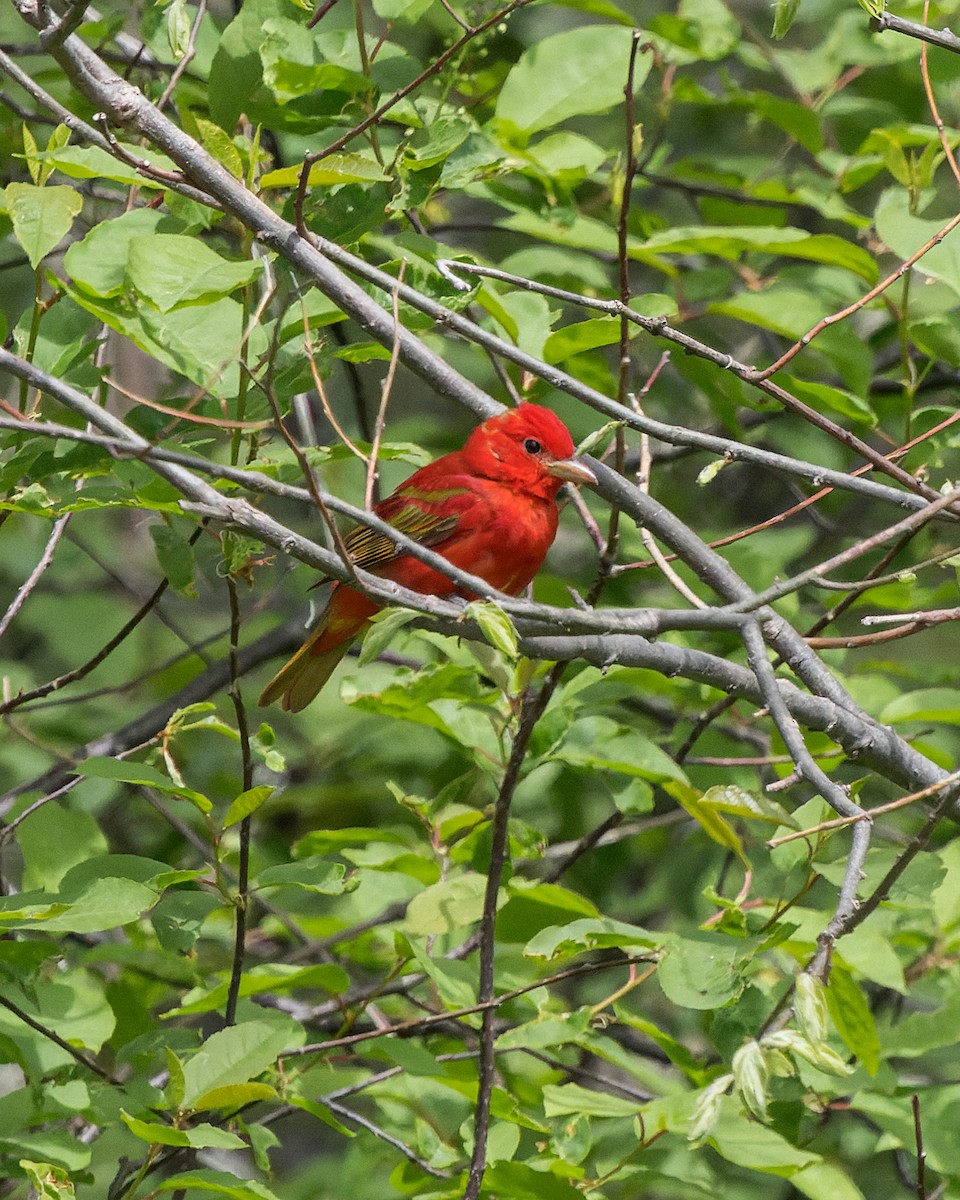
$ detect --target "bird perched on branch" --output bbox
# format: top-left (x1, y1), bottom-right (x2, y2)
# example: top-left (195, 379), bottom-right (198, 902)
top-left (259, 403), bottom-right (596, 712)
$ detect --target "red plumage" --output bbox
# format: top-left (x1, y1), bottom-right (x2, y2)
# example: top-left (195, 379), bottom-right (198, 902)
top-left (259, 403), bottom-right (595, 712)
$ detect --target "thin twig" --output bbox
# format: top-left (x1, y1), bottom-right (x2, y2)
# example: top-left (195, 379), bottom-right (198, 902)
top-left (913, 1093), bottom-right (927, 1200)
top-left (0, 994), bottom-right (118, 1084)
top-left (155, 0), bottom-right (206, 112)
top-left (464, 666), bottom-right (564, 1200)
top-left (820, 780), bottom-right (960, 948)
top-left (861, 606), bottom-right (960, 626)
top-left (1, 525), bottom-right (206, 714)
top-left (728, 485), bottom-right (960, 612)
top-left (224, 573), bottom-right (254, 1027)
top-left (0, 513), bottom-right (70, 641)
top-left (364, 262), bottom-right (405, 511)
top-left (768, 770), bottom-right (960, 847)
top-left (323, 1096), bottom-right (454, 1179)
top-left (757, 208), bottom-right (960, 379)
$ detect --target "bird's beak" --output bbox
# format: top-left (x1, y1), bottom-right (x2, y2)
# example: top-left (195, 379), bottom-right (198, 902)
top-left (546, 456), bottom-right (597, 487)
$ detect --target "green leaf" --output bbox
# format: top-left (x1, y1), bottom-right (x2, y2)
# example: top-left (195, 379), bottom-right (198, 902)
top-left (482, 1160), bottom-right (583, 1200)
top-left (286, 1095), bottom-right (355, 1137)
top-left (342, 663), bottom-right (495, 748)
top-left (497, 881), bottom-right (600, 943)
top-left (657, 934), bottom-right (746, 1010)
top-left (21, 122), bottom-right (39, 184)
top-left (524, 917), bottom-right (662, 961)
top-left (64, 208), bottom-right (171, 298)
top-left (165, 1049), bottom-right (186, 1111)
top-left (0, 969), bottom-right (114, 1060)
top-left (372, 0), bottom-right (434, 19)
top-left (708, 1097), bottom-right (820, 1172)
top-left (641, 224), bottom-right (878, 281)
top-left (875, 188), bottom-right (960, 295)
top-left (126, 235), bottom-right (262, 312)
top-left (152, 891), bottom-right (225, 955)
top-left (880, 688), bottom-right (960, 723)
top-left (794, 973), bottom-right (828, 1044)
top-left (542, 1081), bottom-right (643, 1118)
top-left (1, 1134), bottom-right (89, 1174)
top-left (732, 1040), bottom-right (769, 1120)
top-left (166, 0), bottom-right (193, 60)
top-left (664, 781), bottom-right (748, 866)
top-left (791, 1162), bottom-right (867, 1200)
top-left (825, 967), bottom-right (881, 1075)
top-left (550, 716), bottom-right (689, 783)
top-left (31, 877), bottom-right (159, 934)
top-left (224, 785), bottom-right (275, 828)
top-left (18, 1161), bottom-right (76, 1200)
top-left (165, 963), bottom-right (349, 1017)
top-left (185, 1083), bottom-right (278, 1113)
top-left (152, 1170), bottom-right (282, 1199)
top-left (35, 143), bottom-right (171, 187)
top-left (5, 182), bottom-right (83, 268)
top-left (260, 155), bottom-right (389, 188)
top-left (405, 872), bottom-right (487, 936)
top-left (480, 289), bottom-right (558, 358)
top-left (180, 1016), bottom-right (304, 1110)
top-left (496, 26), bottom-right (650, 139)
top-left (784, 376), bottom-right (876, 426)
top-left (771, 0), bottom-right (800, 39)
top-left (120, 1111), bottom-right (246, 1149)
top-left (408, 941), bottom-right (477, 1009)
top-left (495, 1009), bottom-right (593, 1052)
top-left (259, 16), bottom-right (375, 104)
top-left (544, 317), bottom-right (624, 363)
top-left (404, 116), bottom-right (474, 170)
top-left (463, 600), bottom-right (519, 661)
top-left (150, 523), bottom-right (197, 595)
top-left (253, 858), bottom-right (347, 894)
top-left (16, 801), bottom-right (107, 891)
top-left (358, 607), bottom-right (419, 666)
top-left (72, 756), bottom-right (211, 811)
top-left (700, 784), bottom-right (795, 827)
top-left (525, 131), bottom-right (608, 180)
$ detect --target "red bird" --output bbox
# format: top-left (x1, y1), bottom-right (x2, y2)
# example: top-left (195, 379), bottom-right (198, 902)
top-left (259, 403), bottom-right (596, 712)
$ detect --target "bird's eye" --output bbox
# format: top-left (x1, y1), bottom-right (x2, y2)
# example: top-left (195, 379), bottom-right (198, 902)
top-left (523, 438), bottom-right (542, 455)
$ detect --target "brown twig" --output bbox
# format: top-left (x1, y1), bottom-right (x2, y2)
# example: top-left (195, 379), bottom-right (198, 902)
top-left (364, 262), bottom-right (405, 511)
top-left (464, 665), bottom-right (565, 1200)
top-left (223, 574), bottom-right (254, 1027)
top-left (768, 770), bottom-right (960, 848)
top-left (0, 994), bottom-right (118, 1084)
top-left (0, 512), bottom-right (70, 641)
top-left (1, 525), bottom-right (206, 714)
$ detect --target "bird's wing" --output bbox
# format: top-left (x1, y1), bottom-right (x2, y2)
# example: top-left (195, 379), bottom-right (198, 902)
top-left (341, 487), bottom-right (462, 572)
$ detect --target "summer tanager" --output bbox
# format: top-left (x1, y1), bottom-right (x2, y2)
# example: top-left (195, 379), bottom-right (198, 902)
top-left (259, 403), bottom-right (596, 712)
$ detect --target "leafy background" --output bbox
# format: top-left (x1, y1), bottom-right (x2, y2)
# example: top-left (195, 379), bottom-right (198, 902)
top-left (2, 0), bottom-right (960, 1197)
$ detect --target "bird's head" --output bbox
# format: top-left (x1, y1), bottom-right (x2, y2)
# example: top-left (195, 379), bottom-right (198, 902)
top-left (463, 403), bottom-right (597, 499)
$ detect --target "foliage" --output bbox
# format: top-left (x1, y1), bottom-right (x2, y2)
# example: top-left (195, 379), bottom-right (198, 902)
top-left (2, 0), bottom-right (960, 1197)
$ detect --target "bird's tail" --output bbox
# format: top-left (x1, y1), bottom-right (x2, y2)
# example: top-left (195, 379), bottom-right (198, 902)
top-left (259, 584), bottom-right (376, 712)
top-left (258, 632), bottom-right (356, 713)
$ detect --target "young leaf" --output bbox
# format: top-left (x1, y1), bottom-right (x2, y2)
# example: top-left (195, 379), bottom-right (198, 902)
top-left (5, 182), bottom-right (83, 268)
top-left (223, 786), bottom-right (275, 829)
top-left (463, 599), bottom-right (520, 661)
top-left (772, 0), bottom-right (801, 39)
top-left (18, 1162), bottom-right (76, 1200)
top-left (120, 1111), bottom-right (246, 1149)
